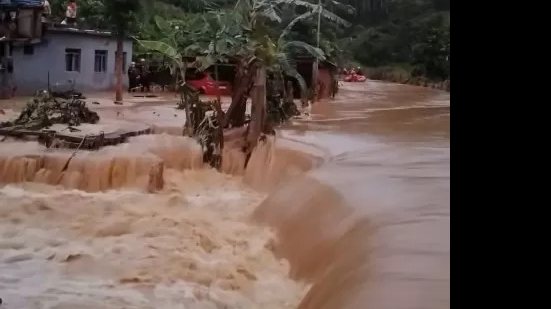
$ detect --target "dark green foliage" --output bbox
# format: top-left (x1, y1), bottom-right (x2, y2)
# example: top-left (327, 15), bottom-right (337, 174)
top-left (411, 16), bottom-right (449, 79)
top-left (63, 0), bottom-right (449, 82)
top-left (103, 0), bottom-right (142, 35)
top-left (340, 0), bottom-right (450, 81)
top-left (51, 0), bottom-right (143, 33)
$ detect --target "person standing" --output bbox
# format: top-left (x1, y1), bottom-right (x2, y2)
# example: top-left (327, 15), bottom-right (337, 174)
top-left (331, 77), bottom-right (338, 99)
top-left (139, 60), bottom-right (151, 93)
top-left (41, 0), bottom-right (51, 33)
top-left (127, 62), bottom-right (137, 92)
top-left (62, 0), bottom-right (78, 26)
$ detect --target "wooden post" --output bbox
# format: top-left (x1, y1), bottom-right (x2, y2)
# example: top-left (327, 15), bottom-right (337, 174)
top-left (213, 100), bottom-right (224, 169)
top-left (115, 35), bottom-right (124, 103)
top-left (247, 66), bottom-right (266, 149)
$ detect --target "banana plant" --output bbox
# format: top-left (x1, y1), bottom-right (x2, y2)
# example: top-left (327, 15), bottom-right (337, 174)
top-left (137, 13), bottom-right (205, 135)
top-left (137, 39), bottom-right (195, 135)
top-left (219, 0), bottom-right (334, 128)
top-left (194, 10), bottom-right (246, 103)
top-left (247, 0), bottom-right (351, 99)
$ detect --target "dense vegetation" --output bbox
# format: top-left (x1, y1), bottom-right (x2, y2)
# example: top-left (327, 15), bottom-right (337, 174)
top-left (339, 0), bottom-right (450, 82)
top-left (45, 0), bottom-right (449, 167)
top-left (53, 0), bottom-right (449, 83)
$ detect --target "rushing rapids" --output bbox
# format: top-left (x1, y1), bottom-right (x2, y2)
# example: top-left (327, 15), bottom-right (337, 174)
top-left (0, 134), bottom-right (203, 192)
top-left (0, 80), bottom-right (449, 308)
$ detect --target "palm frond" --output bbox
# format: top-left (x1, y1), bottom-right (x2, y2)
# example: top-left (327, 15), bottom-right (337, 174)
top-left (318, 7), bottom-right (351, 27)
top-left (279, 11), bottom-right (317, 43)
top-left (284, 41), bottom-right (326, 60)
top-left (137, 40), bottom-right (180, 61)
top-left (328, 0), bottom-right (356, 15)
top-left (274, 0), bottom-right (317, 9)
top-left (275, 0), bottom-right (351, 27)
top-left (277, 53), bottom-right (308, 97)
top-left (196, 55), bottom-right (217, 71)
top-left (154, 15), bottom-right (172, 32)
top-left (257, 4), bottom-right (282, 23)
top-left (184, 43), bottom-right (204, 55)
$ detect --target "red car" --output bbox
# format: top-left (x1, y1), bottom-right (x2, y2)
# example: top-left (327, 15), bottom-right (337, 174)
top-left (186, 72), bottom-right (232, 95)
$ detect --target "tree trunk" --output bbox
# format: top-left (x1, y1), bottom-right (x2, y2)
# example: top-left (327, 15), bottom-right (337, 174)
top-left (180, 61), bottom-right (192, 136)
top-left (174, 69), bottom-right (179, 97)
top-left (311, 61), bottom-right (319, 104)
top-left (279, 72), bottom-right (287, 99)
top-left (115, 36), bottom-right (124, 103)
top-left (213, 99), bottom-right (224, 169)
top-left (224, 59), bottom-right (257, 128)
top-left (246, 66), bottom-right (266, 150)
top-left (214, 63), bottom-right (221, 104)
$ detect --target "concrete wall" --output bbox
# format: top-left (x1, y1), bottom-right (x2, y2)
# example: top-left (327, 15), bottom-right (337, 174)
top-left (11, 32), bottom-right (132, 94)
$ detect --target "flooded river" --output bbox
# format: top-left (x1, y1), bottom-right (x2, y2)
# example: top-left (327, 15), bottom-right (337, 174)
top-left (0, 80), bottom-right (449, 308)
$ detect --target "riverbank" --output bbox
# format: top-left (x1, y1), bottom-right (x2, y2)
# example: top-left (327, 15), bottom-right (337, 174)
top-left (362, 66), bottom-right (450, 92)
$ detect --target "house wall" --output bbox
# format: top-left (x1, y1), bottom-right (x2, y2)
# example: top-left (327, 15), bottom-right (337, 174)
top-left (11, 32), bottom-right (132, 94)
top-left (295, 62), bottom-right (335, 99)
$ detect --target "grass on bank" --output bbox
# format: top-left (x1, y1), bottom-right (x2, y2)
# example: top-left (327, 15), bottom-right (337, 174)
top-left (357, 64), bottom-right (449, 91)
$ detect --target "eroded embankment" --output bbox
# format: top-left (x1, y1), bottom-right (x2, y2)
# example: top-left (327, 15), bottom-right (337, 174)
top-left (0, 135), bottom-right (321, 308)
top-left (1, 131), bottom-right (446, 309)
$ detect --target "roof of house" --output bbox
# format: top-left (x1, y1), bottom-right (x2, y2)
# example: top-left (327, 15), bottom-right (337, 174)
top-left (1, 26), bottom-right (129, 44)
top-left (0, 0), bottom-right (42, 8)
top-left (48, 26), bottom-right (115, 38)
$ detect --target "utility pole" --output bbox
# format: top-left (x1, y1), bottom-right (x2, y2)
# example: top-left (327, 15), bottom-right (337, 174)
top-left (311, 0), bottom-right (322, 104)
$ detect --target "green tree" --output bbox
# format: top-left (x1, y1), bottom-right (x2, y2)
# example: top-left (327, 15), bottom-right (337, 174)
top-left (138, 0), bottom-right (327, 150)
top-left (337, 0), bottom-right (450, 81)
top-left (218, 0), bottom-right (329, 129)
top-left (138, 13), bottom-right (207, 135)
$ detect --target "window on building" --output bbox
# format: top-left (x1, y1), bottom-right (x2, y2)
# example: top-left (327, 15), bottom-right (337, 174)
top-left (23, 45), bottom-right (34, 55)
top-left (65, 48), bottom-right (81, 72)
top-left (115, 51), bottom-right (127, 71)
top-left (94, 50), bottom-right (107, 72)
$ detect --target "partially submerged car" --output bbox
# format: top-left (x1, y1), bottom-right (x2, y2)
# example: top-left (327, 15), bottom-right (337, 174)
top-left (186, 72), bottom-right (232, 95)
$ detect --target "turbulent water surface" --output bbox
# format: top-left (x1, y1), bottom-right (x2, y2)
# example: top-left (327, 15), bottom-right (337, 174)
top-left (0, 81), bottom-right (449, 309)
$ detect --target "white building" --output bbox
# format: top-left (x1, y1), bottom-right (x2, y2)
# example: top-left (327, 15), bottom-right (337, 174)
top-left (9, 26), bottom-right (133, 94)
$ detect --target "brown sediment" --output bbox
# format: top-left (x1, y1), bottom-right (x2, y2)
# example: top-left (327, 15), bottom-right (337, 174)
top-left (242, 137), bottom-right (321, 191)
top-left (248, 81), bottom-right (449, 309)
top-left (251, 173), bottom-right (374, 309)
top-left (0, 81), bottom-right (449, 308)
top-left (0, 168), bottom-right (308, 308)
top-left (0, 134), bottom-right (203, 192)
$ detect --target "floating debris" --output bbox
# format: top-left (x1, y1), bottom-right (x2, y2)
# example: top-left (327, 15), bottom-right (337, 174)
top-left (0, 90), bottom-right (99, 130)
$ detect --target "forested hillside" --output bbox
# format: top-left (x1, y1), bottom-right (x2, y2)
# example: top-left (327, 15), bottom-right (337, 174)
top-left (53, 0), bottom-right (449, 84)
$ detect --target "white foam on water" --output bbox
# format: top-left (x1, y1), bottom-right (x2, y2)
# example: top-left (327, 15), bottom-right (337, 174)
top-left (0, 169), bottom-right (309, 309)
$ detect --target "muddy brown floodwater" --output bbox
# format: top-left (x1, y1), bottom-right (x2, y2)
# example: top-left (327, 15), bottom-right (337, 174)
top-left (0, 80), bottom-right (449, 309)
